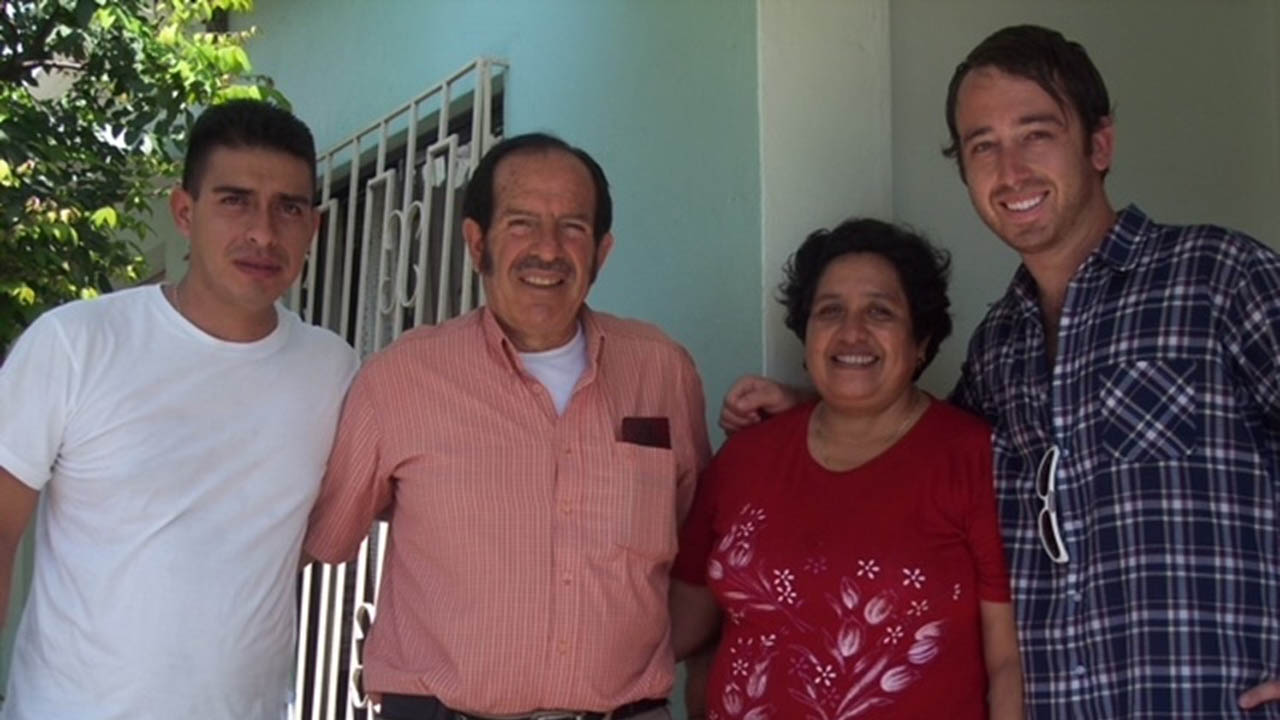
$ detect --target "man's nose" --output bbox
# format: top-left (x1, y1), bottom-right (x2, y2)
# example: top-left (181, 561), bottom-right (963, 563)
top-left (995, 145), bottom-right (1031, 185)
top-left (244, 204), bottom-right (279, 247)
top-left (527, 224), bottom-right (563, 258)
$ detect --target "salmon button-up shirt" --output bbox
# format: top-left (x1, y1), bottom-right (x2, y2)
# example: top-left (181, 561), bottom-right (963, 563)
top-left (303, 306), bottom-right (711, 715)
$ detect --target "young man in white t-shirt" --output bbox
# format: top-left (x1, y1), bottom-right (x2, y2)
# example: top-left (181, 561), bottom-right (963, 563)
top-left (0, 100), bottom-right (358, 718)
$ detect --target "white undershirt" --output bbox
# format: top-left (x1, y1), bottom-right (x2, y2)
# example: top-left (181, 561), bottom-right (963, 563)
top-left (519, 323), bottom-right (587, 415)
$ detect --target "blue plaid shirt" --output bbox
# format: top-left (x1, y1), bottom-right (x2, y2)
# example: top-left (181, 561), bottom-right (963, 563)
top-left (952, 205), bottom-right (1280, 718)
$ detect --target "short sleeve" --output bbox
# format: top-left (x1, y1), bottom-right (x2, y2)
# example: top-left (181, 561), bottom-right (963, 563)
top-left (304, 367), bottom-right (395, 563)
top-left (0, 313), bottom-right (79, 490)
top-left (671, 452), bottom-right (723, 586)
top-left (965, 430), bottom-right (1011, 603)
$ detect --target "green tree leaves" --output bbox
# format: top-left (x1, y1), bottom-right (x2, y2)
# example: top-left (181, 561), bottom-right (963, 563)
top-left (0, 0), bottom-right (284, 352)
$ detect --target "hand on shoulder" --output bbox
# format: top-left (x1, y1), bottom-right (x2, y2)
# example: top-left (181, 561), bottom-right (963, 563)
top-left (719, 375), bottom-right (806, 434)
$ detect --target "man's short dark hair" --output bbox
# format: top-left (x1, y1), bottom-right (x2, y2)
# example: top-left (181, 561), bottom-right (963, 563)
top-left (462, 133), bottom-right (613, 244)
top-left (779, 218), bottom-right (952, 380)
top-left (182, 100), bottom-right (317, 196)
top-left (942, 24), bottom-right (1113, 180)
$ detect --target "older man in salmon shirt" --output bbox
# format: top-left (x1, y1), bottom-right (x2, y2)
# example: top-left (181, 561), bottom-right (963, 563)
top-left (303, 132), bottom-right (710, 720)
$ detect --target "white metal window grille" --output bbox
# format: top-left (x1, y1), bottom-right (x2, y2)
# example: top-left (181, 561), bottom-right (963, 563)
top-left (287, 57), bottom-right (507, 720)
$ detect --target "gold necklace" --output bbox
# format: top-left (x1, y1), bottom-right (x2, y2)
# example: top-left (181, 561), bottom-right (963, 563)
top-left (812, 390), bottom-right (926, 471)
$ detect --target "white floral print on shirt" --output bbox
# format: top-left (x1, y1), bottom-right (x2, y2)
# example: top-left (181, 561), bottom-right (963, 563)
top-left (706, 503), bottom-right (950, 720)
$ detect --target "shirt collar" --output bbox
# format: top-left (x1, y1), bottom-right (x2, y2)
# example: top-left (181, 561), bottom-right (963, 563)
top-left (1007, 203), bottom-right (1151, 312)
top-left (1095, 204), bottom-right (1152, 272)
top-left (479, 305), bottom-right (606, 381)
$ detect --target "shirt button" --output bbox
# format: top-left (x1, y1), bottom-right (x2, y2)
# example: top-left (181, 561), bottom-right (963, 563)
top-left (563, 447), bottom-right (573, 455)
top-left (1072, 665), bottom-right (1086, 677)
top-left (560, 503), bottom-right (573, 515)
top-left (1072, 591), bottom-right (1084, 602)
top-left (558, 640), bottom-right (569, 654)
top-left (562, 574), bottom-right (573, 586)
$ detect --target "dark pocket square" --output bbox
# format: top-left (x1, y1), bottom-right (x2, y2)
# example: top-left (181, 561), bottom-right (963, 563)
top-left (621, 417), bottom-right (671, 449)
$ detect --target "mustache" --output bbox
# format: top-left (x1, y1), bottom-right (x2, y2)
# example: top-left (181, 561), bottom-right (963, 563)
top-left (514, 256), bottom-right (574, 275)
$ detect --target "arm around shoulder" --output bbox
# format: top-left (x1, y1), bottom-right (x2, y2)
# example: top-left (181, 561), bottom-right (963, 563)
top-left (718, 375), bottom-right (810, 434)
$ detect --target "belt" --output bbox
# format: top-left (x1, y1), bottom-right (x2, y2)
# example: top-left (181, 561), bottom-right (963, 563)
top-left (380, 694), bottom-right (667, 720)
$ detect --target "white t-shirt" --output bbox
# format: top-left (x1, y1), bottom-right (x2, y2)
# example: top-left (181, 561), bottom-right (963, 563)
top-left (518, 323), bottom-right (587, 415)
top-left (0, 286), bottom-right (358, 720)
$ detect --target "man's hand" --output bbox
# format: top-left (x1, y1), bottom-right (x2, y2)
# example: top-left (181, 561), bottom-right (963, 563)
top-left (718, 375), bottom-right (805, 434)
top-left (1239, 680), bottom-right (1280, 709)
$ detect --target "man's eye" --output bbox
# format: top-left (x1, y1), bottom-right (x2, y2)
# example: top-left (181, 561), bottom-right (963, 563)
top-left (220, 195), bottom-right (247, 206)
top-left (969, 141), bottom-right (994, 155)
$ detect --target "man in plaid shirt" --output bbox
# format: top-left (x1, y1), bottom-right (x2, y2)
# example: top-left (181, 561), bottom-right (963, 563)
top-left (721, 25), bottom-right (1280, 718)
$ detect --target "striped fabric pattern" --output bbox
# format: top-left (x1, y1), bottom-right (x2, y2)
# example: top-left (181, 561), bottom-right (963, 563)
top-left (951, 205), bottom-right (1280, 718)
top-left (304, 307), bottom-right (710, 715)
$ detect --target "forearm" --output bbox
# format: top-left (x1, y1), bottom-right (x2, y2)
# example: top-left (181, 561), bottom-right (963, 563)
top-left (0, 543), bottom-right (14, 634)
top-left (668, 579), bottom-right (719, 660)
top-left (0, 467), bottom-right (38, 635)
top-left (683, 644), bottom-right (715, 720)
top-left (986, 657), bottom-right (1024, 720)
top-left (979, 600), bottom-right (1023, 720)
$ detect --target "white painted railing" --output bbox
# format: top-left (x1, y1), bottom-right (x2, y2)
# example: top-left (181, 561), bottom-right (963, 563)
top-left (287, 57), bottom-right (506, 720)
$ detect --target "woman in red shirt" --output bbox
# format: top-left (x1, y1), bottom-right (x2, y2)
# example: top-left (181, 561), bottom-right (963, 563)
top-left (671, 219), bottom-right (1022, 720)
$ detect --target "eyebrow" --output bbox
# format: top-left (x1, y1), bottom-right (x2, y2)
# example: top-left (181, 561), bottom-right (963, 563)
top-left (210, 185), bottom-right (252, 196)
top-left (499, 207), bottom-right (592, 223)
top-left (276, 192), bottom-right (313, 205)
top-left (962, 112), bottom-right (1067, 145)
top-left (1017, 112), bottom-right (1067, 129)
top-left (813, 289), bottom-right (903, 303)
top-left (210, 185), bottom-right (312, 205)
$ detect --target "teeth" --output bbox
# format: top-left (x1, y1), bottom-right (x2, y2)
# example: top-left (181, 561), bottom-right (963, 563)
top-left (1003, 194), bottom-right (1045, 212)
top-left (834, 354), bottom-right (875, 366)
top-left (522, 276), bottom-right (560, 287)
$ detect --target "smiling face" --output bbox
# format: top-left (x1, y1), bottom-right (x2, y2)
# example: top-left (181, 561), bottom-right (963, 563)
top-left (170, 145), bottom-right (317, 332)
top-left (804, 253), bottom-right (925, 416)
top-left (954, 66), bottom-right (1114, 264)
top-left (464, 149), bottom-right (613, 352)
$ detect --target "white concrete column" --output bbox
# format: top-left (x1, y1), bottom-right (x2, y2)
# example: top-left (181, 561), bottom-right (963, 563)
top-left (757, 0), bottom-right (894, 384)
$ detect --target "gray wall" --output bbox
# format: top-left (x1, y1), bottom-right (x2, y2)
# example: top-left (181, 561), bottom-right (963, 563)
top-left (891, 0), bottom-right (1280, 395)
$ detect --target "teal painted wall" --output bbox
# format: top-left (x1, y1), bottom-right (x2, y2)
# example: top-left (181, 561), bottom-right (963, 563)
top-left (235, 1), bottom-right (763, 440)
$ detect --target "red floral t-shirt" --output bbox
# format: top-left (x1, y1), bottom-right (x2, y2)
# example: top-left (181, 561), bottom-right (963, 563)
top-left (673, 399), bottom-right (1011, 720)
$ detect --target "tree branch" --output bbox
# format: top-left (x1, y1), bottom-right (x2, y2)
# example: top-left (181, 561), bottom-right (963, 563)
top-left (20, 59), bottom-right (84, 73)
top-left (0, 6), bottom-right (70, 84)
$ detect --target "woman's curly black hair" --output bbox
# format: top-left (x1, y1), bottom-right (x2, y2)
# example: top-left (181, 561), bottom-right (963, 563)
top-left (779, 218), bottom-right (953, 379)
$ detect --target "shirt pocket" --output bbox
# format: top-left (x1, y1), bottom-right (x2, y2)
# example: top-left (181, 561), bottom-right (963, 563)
top-left (1097, 359), bottom-right (1201, 463)
top-left (611, 441), bottom-right (679, 561)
